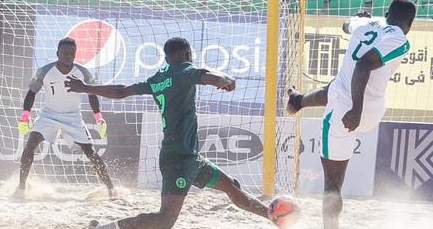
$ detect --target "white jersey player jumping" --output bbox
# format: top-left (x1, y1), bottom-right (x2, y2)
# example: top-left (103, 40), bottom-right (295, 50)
top-left (15, 37), bottom-right (116, 198)
top-left (286, 1), bottom-right (416, 229)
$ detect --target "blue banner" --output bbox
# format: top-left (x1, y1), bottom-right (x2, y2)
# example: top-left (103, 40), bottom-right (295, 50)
top-left (33, 6), bottom-right (268, 114)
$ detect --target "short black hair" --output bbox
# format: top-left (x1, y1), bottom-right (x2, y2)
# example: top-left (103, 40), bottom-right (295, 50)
top-left (58, 37), bottom-right (76, 50)
top-left (163, 37), bottom-right (190, 55)
top-left (388, 0), bottom-right (416, 22)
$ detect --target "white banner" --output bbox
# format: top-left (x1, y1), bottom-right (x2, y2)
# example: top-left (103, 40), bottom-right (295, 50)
top-left (138, 113), bottom-right (379, 196)
top-left (138, 113), bottom-right (266, 193)
top-left (298, 119), bottom-right (379, 196)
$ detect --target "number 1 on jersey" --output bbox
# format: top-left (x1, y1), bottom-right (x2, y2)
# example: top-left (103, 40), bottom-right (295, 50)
top-left (156, 94), bottom-right (166, 128)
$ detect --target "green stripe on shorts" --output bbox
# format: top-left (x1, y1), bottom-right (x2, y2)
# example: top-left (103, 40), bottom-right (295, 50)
top-left (205, 165), bottom-right (220, 188)
top-left (322, 111), bottom-right (333, 159)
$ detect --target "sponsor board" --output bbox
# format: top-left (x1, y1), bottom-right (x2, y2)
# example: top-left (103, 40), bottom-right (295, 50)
top-left (292, 119), bottom-right (379, 196)
top-left (375, 122), bottom-right (433, 200)
top-left (138, 114), bottom-right (379, 196)
top-left (138, 113), bottom-right (266, 192)
top-left (33, 10), bottom-right (268, 105)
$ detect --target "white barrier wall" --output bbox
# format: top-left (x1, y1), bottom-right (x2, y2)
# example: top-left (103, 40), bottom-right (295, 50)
top-left (298, 119), bottom-right (379, 196)
top-left (138, 113), bottom-right (379, 196)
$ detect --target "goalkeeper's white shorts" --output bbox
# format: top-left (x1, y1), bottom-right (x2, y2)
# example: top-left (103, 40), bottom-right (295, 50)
top-left (32, 108), bottom-right (93, 145)
top-left (321, 92), bottom-right (384, 161)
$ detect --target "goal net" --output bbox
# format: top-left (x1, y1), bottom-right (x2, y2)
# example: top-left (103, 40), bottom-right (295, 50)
top-left (0, 0), bottom-right (301, 194)
top-left (3, 0), bottom-right (432, 196)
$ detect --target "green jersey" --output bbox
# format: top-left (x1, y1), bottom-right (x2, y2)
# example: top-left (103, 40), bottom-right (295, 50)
top-left (132, 62), bottom-right (203, 155)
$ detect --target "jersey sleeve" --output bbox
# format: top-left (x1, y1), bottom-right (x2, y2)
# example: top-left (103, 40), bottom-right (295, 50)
top-left (75, 64), bottom-right (95, 84)
top-left (372, 33), bottom-right (409, 65)
top-left (131, 81), bottom-right (152, 95)
top-left (181, 65), bottom-right (203, 85)
top-left (29, 66), bottom-right (48, 93)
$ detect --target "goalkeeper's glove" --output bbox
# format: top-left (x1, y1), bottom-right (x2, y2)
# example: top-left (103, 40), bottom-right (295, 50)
top-left (93, 112), bottom-right (107, 138)
top-left (18, 110), bottom-right (31, 135)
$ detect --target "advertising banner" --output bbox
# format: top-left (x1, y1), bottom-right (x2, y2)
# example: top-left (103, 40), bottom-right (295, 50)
top-left (138, 113), bottom-right (266, 193)
top-left (138, 115), bottom-right (379, 196)
top-left (297, 119), bottom-right (379, 196)
top-left (32, 7), bottom-right (267, 107)
top-left (375, 122), bottom-right (433, 201)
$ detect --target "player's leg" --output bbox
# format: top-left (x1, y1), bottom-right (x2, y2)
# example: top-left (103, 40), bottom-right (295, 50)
top-left (115, 194), bottom-right (185, 229)
top-left (287, 82), bottom-right (330, 115)
top-left (18, 131), bottom-right (45, 190)
top-left (193, 156), bottom-right (268, 219)
top-left (91, 151), bottom-right (193, 229)
top-left (78, 143), bottom-right (115, 195)
top-left (91, 194), bottom-right (185, 229)
top-left (320, 107), bottom-right (356, 229)
top-left (213, 170), bottom-right (269, 218)
top-left (321, 158), bottom-right (349, 229)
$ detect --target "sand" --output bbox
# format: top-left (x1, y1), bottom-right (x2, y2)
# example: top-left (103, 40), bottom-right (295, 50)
top-left (0, 176), bottom-right (432, 229)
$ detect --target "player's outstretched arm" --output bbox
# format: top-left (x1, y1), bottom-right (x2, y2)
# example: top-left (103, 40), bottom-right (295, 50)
top-left (342, 49), bottom-right (382, 131)
top-left (200, 69), bottom-right (236, 92)
top-left (65, 76), bottom-right (137, 99)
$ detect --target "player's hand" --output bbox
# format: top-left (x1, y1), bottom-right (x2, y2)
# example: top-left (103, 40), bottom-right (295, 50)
top-left (18, 110), bottom-right (31, 135)
top-left (94, 112), bottom-right (107, 137)
top-left (64, 75), bottom-right (86, 93)
top-left (354, 10), bottom-right (371, 18)
top-left (221, 80), bottom-right (236, 92)
top-left (342, 109), bottom-right (361, 132)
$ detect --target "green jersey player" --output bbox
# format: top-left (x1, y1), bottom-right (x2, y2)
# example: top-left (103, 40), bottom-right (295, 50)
top-left (65, 37), bottom-right (272, 229)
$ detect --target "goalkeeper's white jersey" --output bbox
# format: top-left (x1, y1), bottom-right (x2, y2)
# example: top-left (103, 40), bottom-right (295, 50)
top-left (330, 17), bottom-right (410, 113)
top-left (29, 62), bottom-right (95, 113)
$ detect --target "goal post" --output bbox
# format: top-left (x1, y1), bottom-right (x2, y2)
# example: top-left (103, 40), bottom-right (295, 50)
top-left (263, 0), bottom-right (305, 197)
top-left (262, 0), bottom-right (279, 197)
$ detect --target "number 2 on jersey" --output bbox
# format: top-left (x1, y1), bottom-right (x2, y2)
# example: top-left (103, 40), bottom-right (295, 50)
top-left (351, 31), bottom-right (378, 61)
top-left (156, 94), bottom-right (166, 128)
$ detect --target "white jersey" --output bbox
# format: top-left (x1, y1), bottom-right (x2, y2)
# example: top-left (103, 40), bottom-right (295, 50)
top-left (330, 17), bottom-right (410, 113)
top-left (29, 62), bottom-right (95, 113)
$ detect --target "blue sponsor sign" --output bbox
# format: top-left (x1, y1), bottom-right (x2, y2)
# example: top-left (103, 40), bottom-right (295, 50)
top-left (33, 6), bottom-right (268, 114)
top-left (375, 122), bottom-right (433, 201)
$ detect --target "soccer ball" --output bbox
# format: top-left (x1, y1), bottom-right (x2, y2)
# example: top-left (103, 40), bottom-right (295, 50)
top-left (268, 195), bottom-right (301, 229)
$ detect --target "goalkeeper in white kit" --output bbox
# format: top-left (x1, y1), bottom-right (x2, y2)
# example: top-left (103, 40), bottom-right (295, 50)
top-left (15, 37), bottom-right (116, 197)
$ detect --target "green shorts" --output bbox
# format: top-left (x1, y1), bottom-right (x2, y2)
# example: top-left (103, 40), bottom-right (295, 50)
top-left (159, 151), bottom-right (221, 196)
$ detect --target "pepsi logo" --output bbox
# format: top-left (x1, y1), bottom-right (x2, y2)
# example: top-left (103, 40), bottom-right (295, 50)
top-left (66, 19), bottom-right (126, 84)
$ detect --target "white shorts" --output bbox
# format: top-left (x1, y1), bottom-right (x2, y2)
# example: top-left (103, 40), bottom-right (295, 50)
top-left (321, 94), bottom-right (384, 161)
top-left (31, 108), bottom-right (93, 145)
